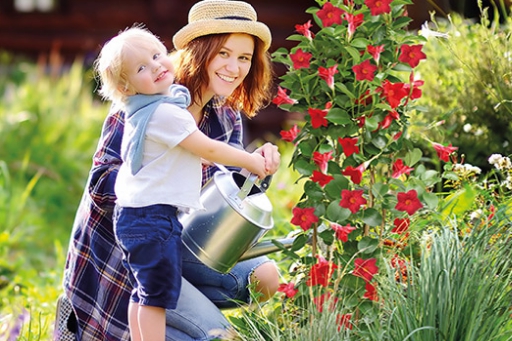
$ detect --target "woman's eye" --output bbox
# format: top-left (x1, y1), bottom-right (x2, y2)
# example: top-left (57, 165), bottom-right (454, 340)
top-left (219, 51), bottom-right (228, 57)
top-left (240, 56), bottom-right (251, 62)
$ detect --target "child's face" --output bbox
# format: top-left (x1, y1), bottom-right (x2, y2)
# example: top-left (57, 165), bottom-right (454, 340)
top-left (123, 44), bottom-right (175, 96)
top-left (204, 33), bottom-right (254, 99)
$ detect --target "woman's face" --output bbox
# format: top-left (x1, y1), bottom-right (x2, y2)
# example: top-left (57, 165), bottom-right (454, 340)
top-left (205, 33), bottom-right (254, 99)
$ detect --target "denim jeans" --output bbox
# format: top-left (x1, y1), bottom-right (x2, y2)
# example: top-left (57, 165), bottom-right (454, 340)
top-left (164, 244), bottom-right (271, 340)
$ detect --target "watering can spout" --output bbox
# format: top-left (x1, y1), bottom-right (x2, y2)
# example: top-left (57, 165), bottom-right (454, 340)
top-left (239, 237), bottom-right (296, 261)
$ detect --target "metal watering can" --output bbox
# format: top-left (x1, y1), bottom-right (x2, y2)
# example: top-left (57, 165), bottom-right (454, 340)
top-left (179, 164), bottom-right (294, 273)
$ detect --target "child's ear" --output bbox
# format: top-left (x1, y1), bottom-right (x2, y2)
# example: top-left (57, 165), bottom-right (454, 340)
top-left (119, 83), bottom-right (134, 96)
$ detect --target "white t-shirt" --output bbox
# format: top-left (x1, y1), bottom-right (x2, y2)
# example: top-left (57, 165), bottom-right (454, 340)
top-left (115, 102), bottom-right (203, 211)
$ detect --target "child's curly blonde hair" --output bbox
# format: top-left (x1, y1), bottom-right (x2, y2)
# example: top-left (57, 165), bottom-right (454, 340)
top-left (94, 25), bottom-right (167, 105)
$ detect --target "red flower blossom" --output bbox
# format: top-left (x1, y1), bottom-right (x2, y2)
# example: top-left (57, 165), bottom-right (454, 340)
top-left (313, 151), bottom-right (333, 173)
top-left (295, 20), bottom-right (314, 40)
top-left (352, 59), bottom-right (377, 81)
top-left (308, 107), bottom-right (329, 129)
top-left (337, 313), bottom-right (353, 331)
top-left (307, 256), bottom-right (338, 287)
top-left (379, 80), bottom-right (408, 109)
top-left (340, 189), bottom-right (367, 214)
top-left (379, 109), bottom-right (399, 129)
top-left (338, 136), bottom-right (360, 157)
top-left (395, 189), bottom-right (423, 215)
top-left (311, 170), bottom-right (334, 187)
top-left (342, 164), bottom-right (365, 184)
top-left (404, 73), bottom-right (424, 103)
top-left (291, 206), bottom-right (319, 231)
top-left (353, 257), bottom-right (379, 282)
top-left (277, 282), bottom-right (298, 298)
top-left (318, 64), bottom-right (339, 89)
top-left (365, 0), bottom-right (393, 16)
top-left (280, 124), bottom-right (299, 143)
top-left (313, 292), bottom-right (338, 313)
top-left (290, 48), bottom-right (312, 69)
top-left (432, 142), bottom-right (458, 162)
top-left (331, 223), bottom-right (356, 242)
top-left (344, 12), bottom-right (364, 38)
top-left (392, 217), bottom-right (410, 234)
top-left (367, 44), bottom-right (385, 64)
top-left (393, 131), bottom-right (403, 140)
top-left (363, 282), bottom-right (378, 301)
top-left (398, 44), bottom-right (427, 68)
top-left (272, 86), bottom-right (296, 105)
top-left (392, 159), bottom-right (414, 178)
top-left (317, 2), bottom-right (345, 27)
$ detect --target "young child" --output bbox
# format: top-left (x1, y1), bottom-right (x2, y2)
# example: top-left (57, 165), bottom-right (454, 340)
top-left (94, 26), bottom-right (267, 341)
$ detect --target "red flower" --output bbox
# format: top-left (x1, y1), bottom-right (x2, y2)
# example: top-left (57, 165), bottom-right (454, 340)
top-left (290, 48), bottom-right (312, 69)
top-left (295, 20), bottom-right (315, 40)
top-left (313, 292), bottom-right (338, 313)
top-left (272, 86), bottom-right (296, 105)
top-left (353, 257), bottom-right (379, 282)
top-left (355, 89), bottom-right (373, 106)
top-left (392, 217), bottom-right (410, 234)
top-left (307, 256), bottom-right (338, 287)
top-left (277, 282), bottom-right (298, 298)
top-left (379, 80), bottom-right (408, 109)
top-left (311, 170), bottom-right (334, 187)
top-left (393, 131), bottom-right (403, 140)
top-left (308, 107), bottom-right (329, 129)
top-left (395, 189), bottom-right (423, 215)
top-left (432, 142), bottom-right (458, 162)
top-left (398, 44), bottom-right (427, 68)
top-left (367, 44), bottom-right (385, 64)
top-left (392, 159), bottom-right (414, 178)
top-left (342, 164), bottom-right (365, 184)
top-left (344, 12), bottom-right (364, 38)
top-left (318, 64), bottom-right (339, 89)
top-left (338, 137), bottom-right (360, 157)
top-left (404, 73), bottom-right (424, 103)
top-left (280, 124), bottom-right (299, 143)
top-left (340, 189), bottom-right (367, 214)
top-left (337, 313), bottom-right (353, 331)
top-left (379, 109), bottom-right (399, 129)
top-left (291, 206), bottom-right (319, 231)
top-left (352, 59), bottom-right (377, 81)
top-left (317, 2), bottom-right (345, 27)
top-left (313, 151), bottom-right (333, 173)
top-left (363, 282), bottom-right (379, 301)
top-left (331, 223), bottom-right (356, 242)
top-left (365, 0), bottom-right (393, 16)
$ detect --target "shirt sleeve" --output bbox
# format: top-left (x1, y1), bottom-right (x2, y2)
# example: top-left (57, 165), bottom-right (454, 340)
top-left (147, 103), bottom-right (198, 148)
top-left (87, 107), bottom-right (124, 213)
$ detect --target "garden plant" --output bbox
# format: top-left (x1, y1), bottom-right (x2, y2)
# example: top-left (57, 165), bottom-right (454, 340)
top-left (1, 0), bottom-right (512, 340)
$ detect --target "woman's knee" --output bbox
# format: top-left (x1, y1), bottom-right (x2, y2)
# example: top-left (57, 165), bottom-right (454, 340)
top-left (250, 262), bottom-right (280, 302)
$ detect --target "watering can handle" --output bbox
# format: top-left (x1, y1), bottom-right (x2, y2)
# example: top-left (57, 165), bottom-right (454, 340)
top-left (260, 175), bottom-right (272, 192)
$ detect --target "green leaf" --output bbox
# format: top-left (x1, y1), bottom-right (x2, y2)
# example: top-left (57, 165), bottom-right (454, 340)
top-left (344, 46), bottom-right (361, 63)
top-left (324, 174), bottom-right (349, 199)
top-left (361, 208), bottom-right (383, 227)
top-left (326, 108), bottom-right (352, 125)
top-left (326, 200), bottom-right (351, 222)
top-left (334, 82), bottom-right (356, 99)
top-left (351, 37), bottom-right (371, 49)
top-left (422, 191), bottom-right (439, 210)
top-left (358, 236), bottom-right (380, 254)
top-left (440, 186), bottom-right (477, 220)
top-left (405, 148), bottom-right (422, 166)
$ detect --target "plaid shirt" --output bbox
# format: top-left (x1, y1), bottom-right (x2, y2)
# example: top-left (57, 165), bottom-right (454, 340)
top-left (63, 98), bottom-right (243, 340)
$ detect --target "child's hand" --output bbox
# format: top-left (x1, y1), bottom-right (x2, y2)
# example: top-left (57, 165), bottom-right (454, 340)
top-left (248, 153), bottom-right (267, 179)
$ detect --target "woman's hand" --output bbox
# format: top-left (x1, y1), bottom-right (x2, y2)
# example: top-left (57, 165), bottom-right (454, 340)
top-left (254, 142), bottom-right (280, 175)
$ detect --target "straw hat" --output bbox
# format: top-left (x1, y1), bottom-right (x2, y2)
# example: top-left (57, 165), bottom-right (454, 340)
top-left (172, 0), bottom-right (272, 51)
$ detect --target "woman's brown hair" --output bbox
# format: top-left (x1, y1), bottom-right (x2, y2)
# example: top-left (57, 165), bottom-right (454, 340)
top-left (173, 33), bottom-right (273, 118)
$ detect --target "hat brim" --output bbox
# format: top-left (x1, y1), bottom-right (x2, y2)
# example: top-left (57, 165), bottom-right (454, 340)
top-left (172, 19), bottom-right (271, 51)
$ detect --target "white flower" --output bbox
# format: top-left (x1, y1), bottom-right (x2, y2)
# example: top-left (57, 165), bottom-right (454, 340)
top-left (420, 22), bottom-right (449, 39)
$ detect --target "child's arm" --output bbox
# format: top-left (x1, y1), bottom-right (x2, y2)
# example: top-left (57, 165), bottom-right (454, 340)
top-left (179, 130), bottom-right (267, 179)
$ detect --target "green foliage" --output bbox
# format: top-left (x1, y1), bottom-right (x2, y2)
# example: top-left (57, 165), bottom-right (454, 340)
top-left (0, 55), bottom-right (109, 340)
top-left (414, 11), bottom-right (512, 171)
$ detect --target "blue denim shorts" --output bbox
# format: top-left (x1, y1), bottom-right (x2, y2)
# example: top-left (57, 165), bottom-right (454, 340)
top-left (113, 204), bottom-right (182, 310)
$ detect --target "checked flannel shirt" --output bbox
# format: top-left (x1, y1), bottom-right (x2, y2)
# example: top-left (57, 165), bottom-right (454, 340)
top-left (62, 97), bottom-right (244, 341)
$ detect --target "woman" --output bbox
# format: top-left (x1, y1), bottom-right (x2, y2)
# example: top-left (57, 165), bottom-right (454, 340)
top-left (60, 1), bottom-right (280, 340)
